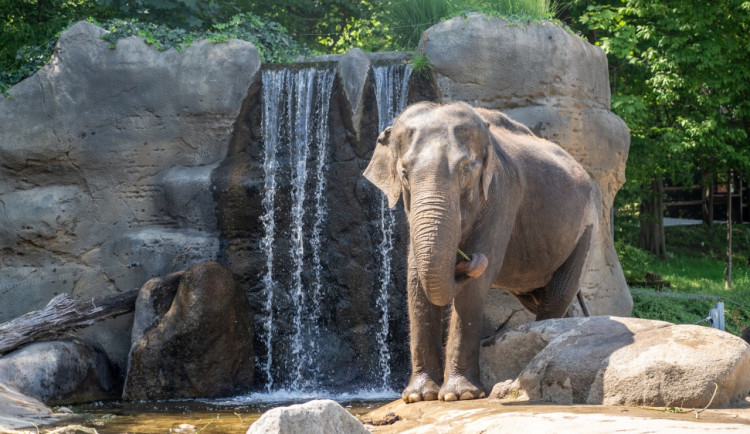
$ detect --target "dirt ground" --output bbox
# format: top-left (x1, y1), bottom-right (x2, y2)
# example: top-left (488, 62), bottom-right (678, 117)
top-left (362, 397), bottom-right (750, 433)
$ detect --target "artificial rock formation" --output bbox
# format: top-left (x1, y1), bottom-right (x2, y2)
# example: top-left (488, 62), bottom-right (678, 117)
top-left (422, 13), bottom-right (632, 321)
top-left (2, 15), bottom-right (631, 394)
top-left (123, 262), bottom-right (253, 400)
top-left (0, 20), bottom-right (260, 369)
top-left (481, 317), bottom-right (750, 407)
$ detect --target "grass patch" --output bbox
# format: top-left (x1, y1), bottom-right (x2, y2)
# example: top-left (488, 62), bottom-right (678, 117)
top-left (410, 53), bottom-right (432, 76)
top-left (620, 224), bottom-right (750, 336)
top-left (385, 0), bottom-right (559, 49)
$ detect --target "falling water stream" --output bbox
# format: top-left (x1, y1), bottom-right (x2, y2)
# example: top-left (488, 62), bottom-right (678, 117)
top-left (373, 63), bottom-right (412, 392)
top-left (259, 67), bottom-right (335, 393)
top-left (256, 62), bottom-right (409, 395)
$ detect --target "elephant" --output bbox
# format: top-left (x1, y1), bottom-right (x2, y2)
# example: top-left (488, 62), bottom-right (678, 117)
top-left (364, 101), bottom-right (598, 403)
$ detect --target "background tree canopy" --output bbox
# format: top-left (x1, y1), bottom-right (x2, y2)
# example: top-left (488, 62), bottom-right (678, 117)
top-left (2, 0), bottom-right (749, 260)
top-left (570, 0), bottom-right (750, 256)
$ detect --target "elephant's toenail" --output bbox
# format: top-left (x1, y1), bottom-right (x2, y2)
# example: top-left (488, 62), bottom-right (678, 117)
top-left (423, 392), bottom-right (438, 401)
top-left (459, 391), bottom-right (475, 400)
top-left (408, 393), bottom-right (422, 403)
top-left (443, 393), bottom-right (458, 401)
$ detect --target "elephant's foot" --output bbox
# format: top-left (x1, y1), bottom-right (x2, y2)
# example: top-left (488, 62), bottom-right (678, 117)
top-left (438, 374), bottom-right (485, 401)
top-left (402, 373), bottom-right (440, 403)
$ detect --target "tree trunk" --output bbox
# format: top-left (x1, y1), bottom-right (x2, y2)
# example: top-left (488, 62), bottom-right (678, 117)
top-left (702, 169), bottom-right (714, 225)
top-left (0, 289), bottom-right (139, 356)
top-left (727, 170), bottom-right (733, 289)
top-left (639, 176), bottom-right (666, 259)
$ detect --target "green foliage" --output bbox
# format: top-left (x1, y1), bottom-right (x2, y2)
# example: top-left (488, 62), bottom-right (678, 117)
top-left (616, 239), bottom-right (657, 281)
top-left (576, 0), bottom-right (750, 242)
top-left (96, 18), bottom-right (191, 51)
top-left (3, 11), bottom-right (307, 93)
top-left (1, 0), bottom-right (117, 93)
top-left (624, 225), bottom-right (750, 336)
top-left (96, 13), bottom-right (307, 62)
top-left (383, 0), bottom-right (455, 49)
top-left (207, 13), bottom-right (308, 62)
top-left (248, 1), bottom-right (390, 54)
top-left (96, 0), bottom-right (255, 28)
top-left (383, 0), bottom-right (559, 49)
top-left (410, 53), bottom-right (431, 76)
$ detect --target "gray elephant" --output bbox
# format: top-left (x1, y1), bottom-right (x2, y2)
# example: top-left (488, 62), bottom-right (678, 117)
top-left (364, 102), bottom-right (598, 402)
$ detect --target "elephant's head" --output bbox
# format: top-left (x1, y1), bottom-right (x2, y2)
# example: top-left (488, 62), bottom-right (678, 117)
top-left (364, 102), bottom-right (498, 306)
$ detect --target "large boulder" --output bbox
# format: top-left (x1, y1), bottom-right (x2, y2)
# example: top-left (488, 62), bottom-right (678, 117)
top-left (422, 14), bottom-right (632, 319)
top-left (0, 339), bottom-right (121, 404)
top-left (481, 316), bottom-right (750, 407)
top-left (247, 399), bottom-right (369, 434)
top-left (123, 262), bottom-right (254, 400)
top-left (0, 20), bottom-right (261, 371)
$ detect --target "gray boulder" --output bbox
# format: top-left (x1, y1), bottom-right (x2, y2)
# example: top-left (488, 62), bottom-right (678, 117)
top-left (481, 316), bottom-right (750, 407)
top-left (123, 262), bottom-right (254, 400)
top-left (0, 339), bottom-right (121, 404)
top-left (422, 14), bottom-right (632, 320)
top-left (247, 399), bottom-right (369, 434)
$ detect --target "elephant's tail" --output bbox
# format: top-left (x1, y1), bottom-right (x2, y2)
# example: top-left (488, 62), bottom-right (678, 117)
top-left (576, 290), bottom-right (590, 317)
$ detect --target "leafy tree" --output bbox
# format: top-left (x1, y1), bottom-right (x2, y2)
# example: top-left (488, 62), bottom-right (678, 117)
top-left (575, 0), bottom-right (750, 258)
top-left (96, 0), bottom-right (255, 28)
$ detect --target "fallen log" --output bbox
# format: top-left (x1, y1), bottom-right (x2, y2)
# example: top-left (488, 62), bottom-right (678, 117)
top-left (0, 289), bottom-right (139, 356)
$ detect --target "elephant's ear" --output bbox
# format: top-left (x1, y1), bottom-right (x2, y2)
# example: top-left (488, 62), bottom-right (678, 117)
top-left (364, 127), bottom-right (401, 208)
top-left (482, 138), bottom-right (501, 200)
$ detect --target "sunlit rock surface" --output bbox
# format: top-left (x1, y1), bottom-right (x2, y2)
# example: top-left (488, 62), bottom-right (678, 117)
top-left (247, 399), bottom-right (369, 434)
top-left (481, 316), bottom-right (750, 407)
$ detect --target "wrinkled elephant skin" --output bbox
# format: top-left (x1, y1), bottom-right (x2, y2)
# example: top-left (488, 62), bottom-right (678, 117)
top-left (364, 102), bottom-right (597, 403)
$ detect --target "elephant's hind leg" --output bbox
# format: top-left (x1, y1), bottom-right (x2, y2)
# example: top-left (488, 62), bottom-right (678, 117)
top-left (513, 290), bottom-right (542, 316)
top-left (536, 225), bottom-right (593, 320)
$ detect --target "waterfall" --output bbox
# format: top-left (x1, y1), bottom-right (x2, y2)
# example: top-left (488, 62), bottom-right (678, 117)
top-left (373, 64), bottom-right (412, 391)
top-left (259, 68), bottom-right (286, 392)
top-left (257, 62), bottom-right (409, 395)
top-left (258, 67), bottom-right (335, 393)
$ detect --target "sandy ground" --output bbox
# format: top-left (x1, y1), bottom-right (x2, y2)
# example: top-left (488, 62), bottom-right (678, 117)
top-left (362, 398), bottom-right (750, 433)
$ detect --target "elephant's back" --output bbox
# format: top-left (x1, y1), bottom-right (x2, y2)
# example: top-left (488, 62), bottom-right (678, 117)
top-left (493, 133), bottom-right (594, 292)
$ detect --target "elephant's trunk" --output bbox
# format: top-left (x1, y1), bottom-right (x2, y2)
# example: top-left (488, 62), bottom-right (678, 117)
top-left (410, 189), bottom-right (462, 307)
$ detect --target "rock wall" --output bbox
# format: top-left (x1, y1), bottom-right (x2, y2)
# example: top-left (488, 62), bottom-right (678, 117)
top-left (0, 16), bottom-right (630, 394)
top-left (0, 21), bottom-right (260, 368)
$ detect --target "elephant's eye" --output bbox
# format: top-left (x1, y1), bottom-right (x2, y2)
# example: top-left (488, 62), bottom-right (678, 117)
top-left (401, 168), bottom-right (409, 183)
top-left (461, 162), bottom-right (471, 178)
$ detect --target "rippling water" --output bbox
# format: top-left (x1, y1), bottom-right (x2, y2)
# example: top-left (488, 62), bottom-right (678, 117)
top-left (73, 392), bottom-right (397, 433)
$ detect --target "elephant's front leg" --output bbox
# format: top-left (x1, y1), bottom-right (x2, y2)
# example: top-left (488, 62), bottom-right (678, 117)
top-left (439, 280), bottom-right (488, 401)
top-left (403, 247), bottom-right (444, 403)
